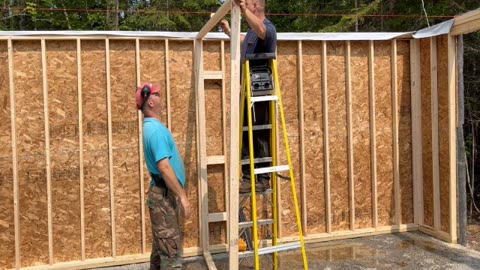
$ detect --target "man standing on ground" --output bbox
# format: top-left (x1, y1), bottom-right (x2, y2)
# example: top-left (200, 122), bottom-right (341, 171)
top-left (136, 82), bottom-right (191, 270)
top-left (220, 0), bottom-right (277, 193)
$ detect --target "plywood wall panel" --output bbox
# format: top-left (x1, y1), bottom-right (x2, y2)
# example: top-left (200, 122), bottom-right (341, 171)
top-left (437, 35), bottom-right (451, 233)
top-left (46, 40), bottom-right (82, 263)
top-left (205, 80), bottom-right (223, 156)
top-left (327, 41), bottom-right (349, 231)
top-left (420, 39), bottom-right (434, 228)
top-left (396, 41), bottom-right (414, 224)
top-left (81, 40), bottom-right (112, 259)
top-left (277, 41), bottom-right (301, 237)
top-left (109, 40), bottom-right (142, 256)
top-left (302, 41), bottom-right (326, 234)
top-left (139, 39), bottom-right (167, 250)
top-left (350, 41), bottom-right (372, 229)
top-left (374, 41), bottom-right (394, 226)
top-left (14, 40), bottom-right (49, 267)
top-left (168, 41), bottom-right (199, 248)
top-left (0, 40), bottom-right (15, 269)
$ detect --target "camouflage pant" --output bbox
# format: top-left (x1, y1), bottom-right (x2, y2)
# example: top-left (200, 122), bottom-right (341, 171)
top-left (147, 185), bottom-right (183, 270)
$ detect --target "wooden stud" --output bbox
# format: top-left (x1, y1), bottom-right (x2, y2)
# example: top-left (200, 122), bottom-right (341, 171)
top-left (391, 40), bottom-right (401, 226)
top-left (8, 38), bottom-right (21, 269)
top-left (196, 0), bottom-right (232, 39)
top-left (297, 40), bottom-right (307, 235)
top-left (221, 40), bottom-right (229, 245)
top-left (194, 39), bottom-right (209, 254)
top-left (41, 38), bottom-right (54, 265)
top-left (76, 38), bottom-right (86, 261)
top-left (322, 41), bottom-right (331, 234)
top-left (345, 41), bottom-right (355, 230)
top-left (228, 3), bottom-right (241, 268)
top-left (368, 41), bottom-right (378, 228)
top-left (135, 39), bottom-right (147, 254)
top-left (430, 37), bottom-right (441, 231)
top-left (447, 34), bottom-right (458, 243)
top-left (410, 39), bottom-right (424, 226)
top-left (165, 40), bottom-right (171, 129)
top-left (105, 38), bottom-right (116, 257)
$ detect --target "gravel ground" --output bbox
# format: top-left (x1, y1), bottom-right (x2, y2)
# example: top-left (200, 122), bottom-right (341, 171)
top-left (99, 231), bottom-right (480, 270)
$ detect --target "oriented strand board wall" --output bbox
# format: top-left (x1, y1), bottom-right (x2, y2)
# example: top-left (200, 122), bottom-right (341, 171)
top-left (0, 37), bottom-right (425, 269)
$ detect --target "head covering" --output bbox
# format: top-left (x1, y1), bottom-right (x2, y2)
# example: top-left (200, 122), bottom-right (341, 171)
top-left (135, 82), bottom-right (160, 110)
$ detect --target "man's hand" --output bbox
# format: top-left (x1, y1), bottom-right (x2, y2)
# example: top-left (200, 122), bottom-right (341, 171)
top-left (234, 0), bottom-right (247, 13)
top-left (219, 19), bottom-right (231, 36)
top-left (180, 196), bottom-right (191, 219)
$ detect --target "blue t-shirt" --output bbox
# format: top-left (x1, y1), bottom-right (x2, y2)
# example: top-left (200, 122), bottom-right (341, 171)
top-left (143, 118), bottom-right (186, 188)
top-left (240, 18), bottom-right (277, 64)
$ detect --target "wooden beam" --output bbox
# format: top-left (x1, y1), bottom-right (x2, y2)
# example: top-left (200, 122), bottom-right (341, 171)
top-left (297, 40), bottom-right (308, 235)
top-left (430, 37), bottom-right (441, 231)
top-left (369, 41), bottom-right (378, 228)
top-left (228, 3), bottom-right (241, 269)
top-left (196, 0), bottom-right (232, 39)
top-left (8, 38), bottom-right (21, 269)
top-left (322, 41), bottom-right (331, 234)
top-left (447, 34), bottom-right (458, 243)
top-left (135, 38), bottom-right (147, 254)
top-left (165, 40), bottom-right (172, 129)
top-left (220, 40), bottom-right (229, 246)
top-left (345, 41), bottom-right (355, 231)
top-left (41, 38), bottom-right (54, 265)
top-left (194, 39), bottom-right (209, 254)
top-left (410, 39), bottom-right (424, 226)
top-left (391, 40), bottom-right (401, 226)
top-left (76, 38), bottom-right (86, 261)
top-left (451, 8), bottom-right (480, 36)
top-left (105, 38), bottom-right (116, 257)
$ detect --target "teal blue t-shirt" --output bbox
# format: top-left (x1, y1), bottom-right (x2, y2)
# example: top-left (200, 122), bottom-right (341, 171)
top-left (143, 118), bottom-right (186, 187)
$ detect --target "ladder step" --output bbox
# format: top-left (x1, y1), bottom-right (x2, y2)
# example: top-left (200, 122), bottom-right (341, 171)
top-left (239, 218), bottom-right (274, 228)
top-left (239, 188), bottom-right (273, 197)
top-left (207, 155), bottom-right (225, 165)
top-left (254, 165), bottom-right (289, 175)
top-left (238, 241), bottom-right (302, 258)
top-left (241, 157), bottom-right (272, 165)
top-left (252, 90), bottom-right (273, 97)
top-left (204, 71), bottom-right (223, 80)
top-left (242, 124), bottom-right (272, 131)
top-left (250, 95), bottom-right (278, 103)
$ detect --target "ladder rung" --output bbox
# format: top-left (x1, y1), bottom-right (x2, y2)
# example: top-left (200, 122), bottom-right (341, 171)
top-left (238, 241), bottom-right (301, 258)
top-left (250, 95), bottom-right (278, 103)
top-left (252, 90), bottom-right (273, 97)
top-left (242, 124), bottom-right (272, 131)
top-left (207, 155), bottom-right (225, 165)
top-left (239, 188), bottom-right (272, 197)
top-left (204, 71), bottom-right (223, 80)
top-left (241, 157), bottom-right (272, 165)
top-left (239, 218), bottom-right (273, 228)
top-left (254, 165), bottom-right (289, 175)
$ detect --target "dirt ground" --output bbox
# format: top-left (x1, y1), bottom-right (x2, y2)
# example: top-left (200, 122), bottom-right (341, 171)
top-left (100, 231), bottom-right (480, 270)
top-left (467, 222), bottom-right (480, 253)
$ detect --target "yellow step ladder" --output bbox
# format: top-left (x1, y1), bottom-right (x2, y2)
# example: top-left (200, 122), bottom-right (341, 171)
top-left (238, 52), bottom-right (308, 270)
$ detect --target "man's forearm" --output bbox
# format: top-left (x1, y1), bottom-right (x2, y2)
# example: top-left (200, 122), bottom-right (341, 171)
top-left (243, 9), bottom-right (266, 40)
top-left (158, 162), bottom-right (187, 200)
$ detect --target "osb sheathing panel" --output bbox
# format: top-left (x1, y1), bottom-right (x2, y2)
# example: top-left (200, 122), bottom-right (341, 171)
top-left (109, 40), bottom-right (142, 255)
top-left (81, 40), bottom-right (112, 259)
top-left (207, 165), bottom-right (226, 244)
top-left (139, 39), bottom-right (167, 249)
top-left (327, 41), bottom-right (349, 231)
top-left (396, 41), bottom-right (414, 224)
top-left (46, 40), bottom-right (81, 263)
top-left (14, 40), bottom-right (49, 267)
top-left (0, 40), bottom-right (15, 269)
top-left (437, 35), bottom-right (451, 233)
top-left (302, 41), bottom-right (326, 234)
top-left (168, 41), bottom-right (199, 248)
top-left (374, 41), bottom-right (394, 227)
top-left (277, 41), bottom-right (301, 237)
top-left (420, 38), bottom-right (434, 228)
top-left (350, 41), bottom-right (372, 229)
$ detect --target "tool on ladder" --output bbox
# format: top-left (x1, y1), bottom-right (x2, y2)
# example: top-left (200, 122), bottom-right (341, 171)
top-left (238, 52), bottom-right (308, 270)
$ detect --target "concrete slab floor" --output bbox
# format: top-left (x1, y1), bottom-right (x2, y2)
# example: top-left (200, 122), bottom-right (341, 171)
top-left (99, 232), bottom-right (480, 270)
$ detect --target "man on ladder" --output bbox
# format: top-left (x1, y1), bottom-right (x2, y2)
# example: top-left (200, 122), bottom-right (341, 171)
top-left (220, 0), bottom-right (277, 193)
